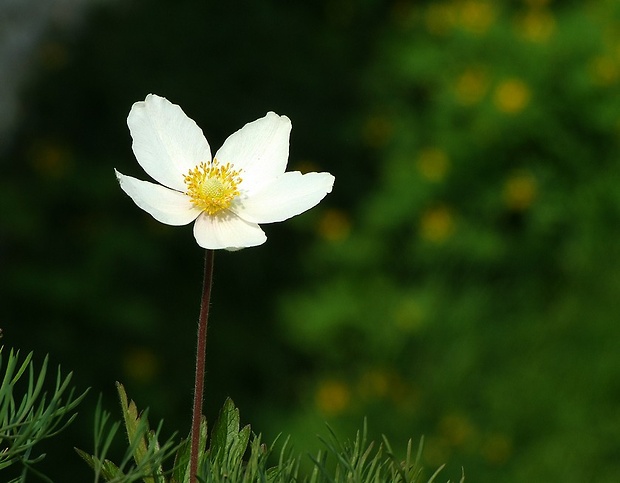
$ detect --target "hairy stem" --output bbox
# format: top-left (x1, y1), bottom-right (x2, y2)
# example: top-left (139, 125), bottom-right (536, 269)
top-left (190, 249), bottom-right (215, 481)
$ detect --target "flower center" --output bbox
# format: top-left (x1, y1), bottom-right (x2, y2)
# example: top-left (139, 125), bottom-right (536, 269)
top-left (184, 159), bottom-right (242, 215)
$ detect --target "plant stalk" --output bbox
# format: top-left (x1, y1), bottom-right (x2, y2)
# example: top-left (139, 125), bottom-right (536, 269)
top-left (190, 249), bottom-right (215, 481)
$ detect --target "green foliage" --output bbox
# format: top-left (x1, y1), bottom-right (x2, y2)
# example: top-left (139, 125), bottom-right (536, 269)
top-left (278, 1), bottom-right (620, 481)
top-left (207, 398), bottom-right (251, 473)
top-left (0, 347), bottom-right (87, 480)
top-left (309, 424), bottom-right (440, 483)
top-left (79, 391), bottom-right (450, 483)
top-left (76, 383), bottom-right (179, 482)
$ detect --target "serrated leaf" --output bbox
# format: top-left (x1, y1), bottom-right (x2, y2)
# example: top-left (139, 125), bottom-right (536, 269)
top-left (265, 466), bottom-right (281, 482)
top-left (229, 424), bottom-right (251, 466)
top-left (196, 416), bottom-right (209, 476)
top-left (100, 459), bottom-right (125, 480)
top-left (209, 398), bottom-right (240, 462)
top-left (117, 381), bottom-right (149, 465)
top-left (116, 382), bottom-right (164, 482)
top-left (74, 447), bottom-right (95, 468)
top-left (75, 448), bottom-right (125, 480)
top-left (170, 438), bottom-right (190, 483)
top-left (172, 416), bottom-right (207, 483)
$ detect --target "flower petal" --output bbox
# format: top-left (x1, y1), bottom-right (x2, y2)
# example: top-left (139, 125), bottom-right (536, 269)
top-left (115, 170), bottom-right (201, 225)
top-left (193, 212), bottom-right (267, 250)
top-left (214, 112), bottom-right (291, 194)
top-left (127, 94), bottom-right (211, 191)
top-left (233, 171), bottom-right (335, 224)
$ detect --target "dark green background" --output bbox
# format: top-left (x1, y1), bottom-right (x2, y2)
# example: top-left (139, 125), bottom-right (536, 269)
top-left (2, 0), bottom-right (620, 481)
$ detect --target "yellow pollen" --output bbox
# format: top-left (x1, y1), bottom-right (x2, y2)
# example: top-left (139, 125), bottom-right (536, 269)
top-left (183, 159), bottom-right (242, 215)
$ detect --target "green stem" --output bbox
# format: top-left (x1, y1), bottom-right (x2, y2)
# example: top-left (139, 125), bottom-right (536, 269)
top-left (190, 249), bottom-right (215, 481)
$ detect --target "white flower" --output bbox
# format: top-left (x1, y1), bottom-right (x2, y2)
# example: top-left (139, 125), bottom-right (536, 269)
top-left (115, 94), bottom-right (335, 250)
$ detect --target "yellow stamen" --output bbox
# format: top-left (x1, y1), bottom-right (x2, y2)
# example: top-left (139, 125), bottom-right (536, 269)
top-left (184, 159), bottom-right (242, 215)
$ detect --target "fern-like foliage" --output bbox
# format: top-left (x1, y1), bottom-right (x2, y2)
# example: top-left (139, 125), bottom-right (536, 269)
top-left (76, 383), bottom-right (180, 482)
top-left (0, 347), bottom-right (88, 481)
top-left (78, 387), bottom-right (462, 483)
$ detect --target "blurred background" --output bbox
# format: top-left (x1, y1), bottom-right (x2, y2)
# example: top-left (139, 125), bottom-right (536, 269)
top-left (2, 0), bottom-right (620, 481)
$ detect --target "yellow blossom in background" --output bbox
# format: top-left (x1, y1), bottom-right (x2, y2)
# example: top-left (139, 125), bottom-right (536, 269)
top-left (454, 66), bottom-right (489, 105)
top-left (417, 147), bottom-right (450, 181)
top-left (315, 379), bottom-right (351, 416)
top-left (458, 0), bottom-right (496, 35)
top-left (357, 369), bottom-right (417, 409)
top-left (358, 369), bottom-right (390, 400)
top-left (504, 171), bottom-right (537, 211)
top-left (493, 78), bottom-right (531, 114)
top-left (318, 209), bottom-right (351, 242)
top-left (426, 0), bottom-right (496, 36)
top-left (480, 433), bottom-right (513, 465)
top-left (123, 347), bottom-right (159, 384)
top-left (425, 1), bottom-right (458, 35)
top-left (439, 413), bottom-right (476, 447)
top-left (589, 55), bottom-right (619, 86)
top-left (420, 205), bottom-right (455, 243)
top-left (515, 8), bottom-right (556, 42)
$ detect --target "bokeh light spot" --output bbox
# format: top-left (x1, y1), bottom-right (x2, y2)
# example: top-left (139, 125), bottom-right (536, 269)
top-left (504, 171), bottom-right (537, 211)
top-left (589, 55), bottom-right (619, 86)
top-left (439, 413), bottom-right (476, 447)
top-left (318, 209), bottom-right (352, 242)
top-left (420, 205), bottom-right (455, 243)
top-left (425, 2), bottom-right (458, 35)
top-left (315, 379), bottom-right (351, 416)
top-left (515, 9), bottom-right (556, 42)
top-left (362, 115), bottom-right (393, 148)
top-left (454, 66), bottom-right (489, 105)
top-left (459, 0), bottom-right (496, 36)
top-left (417, 147), bottom-right (451, 181)
top-left (493, 78), bottom-right (531, 114)
top-left (481, 433), bottom-right (513, 465)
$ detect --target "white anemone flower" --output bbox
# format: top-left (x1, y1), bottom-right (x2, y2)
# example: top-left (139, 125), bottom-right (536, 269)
top-left (115, 94), bottom-right (335, 250)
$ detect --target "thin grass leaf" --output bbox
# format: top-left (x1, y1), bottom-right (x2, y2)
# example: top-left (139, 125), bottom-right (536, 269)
top-left (1, 348), bottom-right (87, 478)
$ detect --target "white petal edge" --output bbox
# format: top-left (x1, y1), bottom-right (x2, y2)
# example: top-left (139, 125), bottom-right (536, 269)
top-left (193, 212), bottom-right (267, 250)
top-left (127, 94), bottom-right (212, 191)
top-left (233, 171), bottom-right (335, 224)
top-left (214, 112), bottom-right (291, 194)
top-left (115, 170), bottom-right (201, 226)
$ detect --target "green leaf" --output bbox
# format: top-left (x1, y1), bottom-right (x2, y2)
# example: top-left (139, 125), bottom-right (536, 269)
top-left (116, 382), bottom-right (164, 482)
top-left (210, 398), bottom-right (240, 460)
top-left (230, 424), bottom-right (251, 466)
top-left (1, 348), bottom-right (87, 477)
top-left (75, 447), bottom-right (125, 480)
top-left (209, 398), bottom-right (250, 467)
top-left (171, 417), bottom-right (207, 483)
top-left (170, 437), bottom-right (190, 483)
top-left (117, 381), bottom-right (149, 466)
